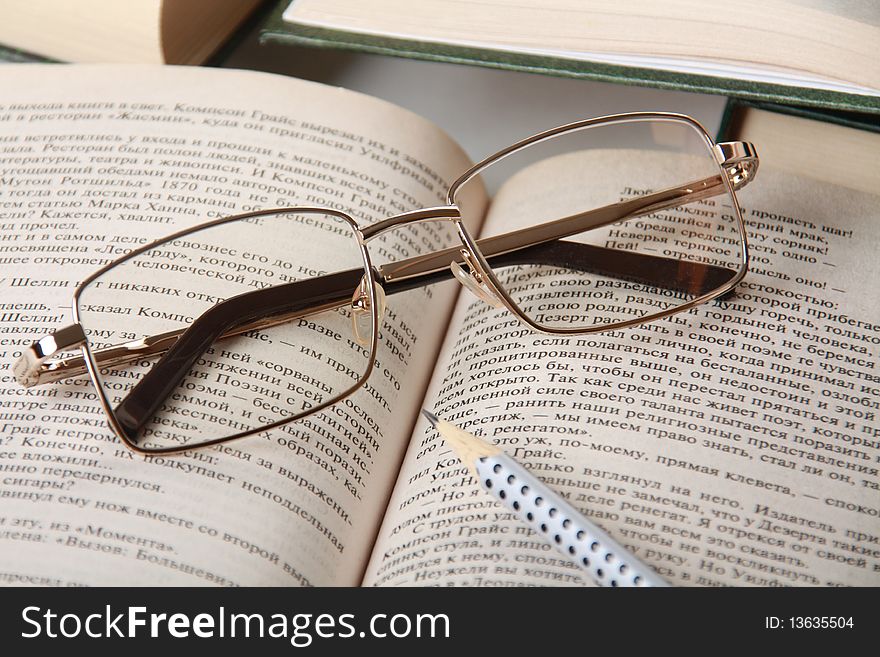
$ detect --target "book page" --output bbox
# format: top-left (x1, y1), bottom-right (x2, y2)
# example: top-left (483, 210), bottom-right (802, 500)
top-left (364, 159), bottom-right (880, 587)
top-left (0, 65), bottom-right (485, 585)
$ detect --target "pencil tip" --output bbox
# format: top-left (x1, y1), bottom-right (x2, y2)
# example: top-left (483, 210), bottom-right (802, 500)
top-left (421, 408), bottom-right (439, 427)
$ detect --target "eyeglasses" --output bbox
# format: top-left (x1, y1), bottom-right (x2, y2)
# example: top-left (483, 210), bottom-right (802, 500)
top-left (12, 112), bottom-right (757, 454)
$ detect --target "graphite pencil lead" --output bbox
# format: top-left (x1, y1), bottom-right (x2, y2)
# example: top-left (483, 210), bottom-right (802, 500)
top-left (424, 409), bottom-right (501, 477)
top-left (421, 408), bottom-right (439, 427)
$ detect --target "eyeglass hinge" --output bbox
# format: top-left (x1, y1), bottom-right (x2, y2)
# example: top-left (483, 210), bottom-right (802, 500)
top-left (11, 323), bottom-right (87, 388)
top-left (714, 140), bottom-right (759, 190)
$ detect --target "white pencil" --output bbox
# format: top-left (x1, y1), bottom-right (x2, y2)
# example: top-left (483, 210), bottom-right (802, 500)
top-left (423, 409), bottom-right (669, 588)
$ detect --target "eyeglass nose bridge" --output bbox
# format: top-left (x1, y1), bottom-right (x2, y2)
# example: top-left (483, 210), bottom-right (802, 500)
top-left (359, 205), bottom-right (505, 310)
top-left (360, 205), bottom-right (461, 241)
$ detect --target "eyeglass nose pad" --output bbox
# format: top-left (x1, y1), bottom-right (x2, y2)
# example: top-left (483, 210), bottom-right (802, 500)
top-left (451, 251), bottom-right (504, 309)
top-left (351, 276), bottom-right (386, 348)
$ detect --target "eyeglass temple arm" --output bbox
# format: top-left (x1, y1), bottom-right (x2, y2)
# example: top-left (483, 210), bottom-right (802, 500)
top-left (13, 150), bottom-right (756, 390)
top-left (111, 270), bottom-right (368, 440)
top-left (114, 237), bottom-right (739, 441)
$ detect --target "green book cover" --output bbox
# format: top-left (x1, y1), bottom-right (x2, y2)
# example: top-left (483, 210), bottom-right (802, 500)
top-left (260, 3), bottom-right (880, 116)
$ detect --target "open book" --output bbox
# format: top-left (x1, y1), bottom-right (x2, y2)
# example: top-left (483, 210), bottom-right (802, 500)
top-left (1, 65), bottom-right (877, 586)
top-left (274, 0), bottom-right (880, 113)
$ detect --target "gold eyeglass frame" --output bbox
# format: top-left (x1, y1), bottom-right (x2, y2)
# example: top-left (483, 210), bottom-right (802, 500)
top-left (12, 112), bottom-right (757, 455)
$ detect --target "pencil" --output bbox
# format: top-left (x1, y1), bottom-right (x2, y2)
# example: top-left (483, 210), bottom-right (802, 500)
top-left (422, 409), bottom-right (669, 587)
